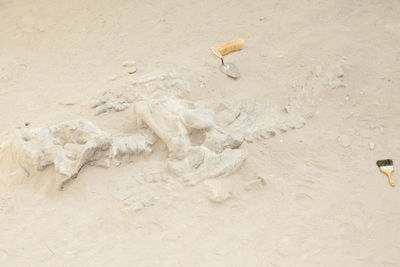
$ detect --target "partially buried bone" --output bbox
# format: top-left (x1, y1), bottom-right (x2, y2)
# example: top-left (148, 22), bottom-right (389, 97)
top-left (134, 97), bottom-right (247, 185)
top-left (135, 98), bottom-right (191, 160)
top-left (9, 120), bottom-right (153, 188)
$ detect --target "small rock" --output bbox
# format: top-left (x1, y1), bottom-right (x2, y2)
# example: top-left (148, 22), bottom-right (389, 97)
top-left (244, 176), bottom-right (266, 191)
top-left (368, 140), bottom-right (375, 150)
top-left (127, 67), bottom-right (137, 74)
top-left (122, 60), bottom-right (136, 67)
top-left (203, 179), bottom-right (232, 203)
top-left (259, 16), bottom-right (265, 21)
top-left (337, 135), bottom-right (351, 147)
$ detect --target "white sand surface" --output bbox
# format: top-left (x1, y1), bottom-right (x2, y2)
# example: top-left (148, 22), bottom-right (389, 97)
top-left (1, 0), bottom-right (400, 266)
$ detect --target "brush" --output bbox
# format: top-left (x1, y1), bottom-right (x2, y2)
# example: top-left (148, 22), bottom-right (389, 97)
top-left (376, 159), bottom-right (395, 187)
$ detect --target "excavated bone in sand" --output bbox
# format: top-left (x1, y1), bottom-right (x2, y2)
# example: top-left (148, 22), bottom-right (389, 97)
top-left (8, 120), bottom-right (153, 188)
top-left (2, 66), bottom-right (344, 189)
top-left (134, 97), bottom-right (247, 185)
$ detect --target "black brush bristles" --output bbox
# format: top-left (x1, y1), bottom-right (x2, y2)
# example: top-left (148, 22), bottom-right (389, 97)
top-left (376, 159), bottom-right (393, 167)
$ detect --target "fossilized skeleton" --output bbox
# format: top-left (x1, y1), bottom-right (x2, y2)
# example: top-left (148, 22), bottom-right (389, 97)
top-left (1, 66), bottom-right (344, 189)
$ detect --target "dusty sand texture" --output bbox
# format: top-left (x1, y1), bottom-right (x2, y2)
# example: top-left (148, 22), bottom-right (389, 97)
top-left (1, 0), bottom-right (400, 266)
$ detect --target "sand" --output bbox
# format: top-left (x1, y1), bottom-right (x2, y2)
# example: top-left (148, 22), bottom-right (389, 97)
top-left (1, 0), bottom-right (400, 266)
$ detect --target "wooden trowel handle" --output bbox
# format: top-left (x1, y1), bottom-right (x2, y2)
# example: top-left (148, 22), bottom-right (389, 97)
top-left (217, 39), bottom-right (244, 56)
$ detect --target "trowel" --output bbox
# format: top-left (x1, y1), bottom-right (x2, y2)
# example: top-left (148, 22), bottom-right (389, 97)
top-left (210, 39), bottom-right (244, 79)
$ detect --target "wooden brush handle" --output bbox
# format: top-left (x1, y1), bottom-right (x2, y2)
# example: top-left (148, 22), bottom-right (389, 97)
top-left (382, 169), bottom-right (395, 187)
top-left (217, 39), bottom-right (244, 56)
top-left (388, 172), bottom-right (395, 187)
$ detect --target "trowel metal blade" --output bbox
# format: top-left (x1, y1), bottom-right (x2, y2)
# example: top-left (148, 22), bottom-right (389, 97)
top-left (220, 63), bottom-right (240, 78)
